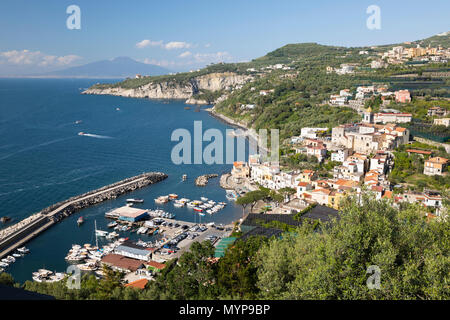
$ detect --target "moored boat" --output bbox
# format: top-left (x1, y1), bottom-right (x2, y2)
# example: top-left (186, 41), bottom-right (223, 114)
top-left (107, 221), bottom-right (118, 228)
top-left (77, 216), bottom-right (84, 226)
top-left (17, 247), bottom-right (30, 254)
top-left (126, 198), bottom-right (144, 203)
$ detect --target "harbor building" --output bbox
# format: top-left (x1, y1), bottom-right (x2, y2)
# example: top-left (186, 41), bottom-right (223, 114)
top-left (110, 206), bottom-right (149, 222)
top-left (114, 242), bottom-right (153, 261)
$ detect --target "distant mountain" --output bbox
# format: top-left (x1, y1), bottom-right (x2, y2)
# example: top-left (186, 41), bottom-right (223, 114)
top-left (34, 57), bottom-right (171, 78)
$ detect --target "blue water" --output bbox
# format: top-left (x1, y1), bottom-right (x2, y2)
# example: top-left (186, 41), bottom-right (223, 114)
top-left (0, 78), bottom-right (244, 283)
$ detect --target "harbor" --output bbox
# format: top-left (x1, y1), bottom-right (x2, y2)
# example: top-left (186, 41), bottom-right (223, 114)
top-left (0, 80), bottom-right (246, 283)
top-left (0, 172), bottom-right (168, 260)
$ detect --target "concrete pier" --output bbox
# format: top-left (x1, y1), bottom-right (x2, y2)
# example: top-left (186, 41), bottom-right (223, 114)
top-left (0, 172), bottom-right (167, 259)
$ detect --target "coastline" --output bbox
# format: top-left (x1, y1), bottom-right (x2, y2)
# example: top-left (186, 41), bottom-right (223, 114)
top-left (205, 107), bottom-right (269, 154)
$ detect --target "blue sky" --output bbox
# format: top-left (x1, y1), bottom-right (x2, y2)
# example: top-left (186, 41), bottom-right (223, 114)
top-left (0, 0), bottom-right (449, 75)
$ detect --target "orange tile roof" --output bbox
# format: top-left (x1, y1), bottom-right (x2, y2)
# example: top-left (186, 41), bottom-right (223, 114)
top-left (312, 188), bottom-right (331, 195)
top-left (124, 278), bottom-right (148, 289)
top-left (297, 182), bottom-right (309, 187)
top-left (426, 157), bottom-right (448, 164)
top-left (406, 149), bottom-right (432, 155)
top-left (145, 261), bottom-right (166, 270)
top-left (335, 179), bottom-right (358, 188)
top-left (382, 191), bottom-right (393, 199)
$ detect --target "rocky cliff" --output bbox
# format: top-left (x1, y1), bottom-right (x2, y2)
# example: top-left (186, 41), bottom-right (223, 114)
top-left (82, 72), bottom-right (252, 103)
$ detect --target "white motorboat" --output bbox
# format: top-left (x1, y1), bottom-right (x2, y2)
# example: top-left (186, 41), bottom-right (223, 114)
top-left (107, 231), bottom-right (119, 240)
top-left (96, 229), bottom-right (108, 237)
top-left (126, 198), bottom-right (144, 203)
top-left (6, 256), bottom-right (15, 263)
top-left (12, 253), bottom-right (23, 258)
top-left (137, 227), bottom-right (148, 234)
top-left (17, 247), bottom-right (30, 254)
top-left (200, 197), bottom-right (208, 202)
top-left (0, 262), bottom-right (9, 268)
top-left (107, 221), bottom-right (118, 228)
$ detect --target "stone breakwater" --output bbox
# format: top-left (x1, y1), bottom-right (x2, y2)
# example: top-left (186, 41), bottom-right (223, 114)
top-left (0, 172), bottom-right (167, 258)
top-left (195, 174), bottom-right (218, 187)
top-left (41, 172), bottom-right (168, 220)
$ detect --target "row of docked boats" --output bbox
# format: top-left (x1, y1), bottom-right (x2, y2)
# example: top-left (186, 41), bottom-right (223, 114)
top-left (184, 198), bottom-right (227, 215)
top-left (65, 239), bottom-right (126, 265)
top-left (148, 209), bottom-right (175, 219)
top-left (0, 247), bottom-right (30, 270)
top-left (32, 269), bottom-right (66, 283)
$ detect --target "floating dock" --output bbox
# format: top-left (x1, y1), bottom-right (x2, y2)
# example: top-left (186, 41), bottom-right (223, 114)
top-left (0, 172), bottom-right (168, 259)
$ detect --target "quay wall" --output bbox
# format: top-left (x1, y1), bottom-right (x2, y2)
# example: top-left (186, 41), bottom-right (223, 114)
top-left (0, 172), bottom-right (168, 258)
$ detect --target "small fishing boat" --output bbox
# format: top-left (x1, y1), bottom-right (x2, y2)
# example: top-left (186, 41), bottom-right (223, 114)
top-left (193, 207), bottom-right (203, 212)
top-left (77, 216), bottom-right (84, 226)
top-left (0, 216), bottom-right (11, 223)
top-left (137, 227), bottom-right (148, 234)
top-left (0, 262), bottom-right (9, 268)
top-left (155, 195), bottom-right (169, 204)
top-left (200, 197), bottom-right (208, 202)
top-left (12, 253), bottom-right (24, 258)
top-left (168, 193), bottom-right (178, 199)
top-left (126, 198), bottom-right (144, 203)
top-left (182, 174), bottom-right (187, 181)
top-left (198, 212), bottom-right (205, 216)
top-left (17, 247), bottom-right (30, 254)
top-left (107, 221), bottom-right (118, 228)
top-left (95, 229), bottom-right (108, 237)
top-left (107, 231), bottom-right (119, 240)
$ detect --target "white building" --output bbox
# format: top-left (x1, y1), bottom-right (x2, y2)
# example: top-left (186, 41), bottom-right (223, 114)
top-left (300, 127), bottom-right (328, 139)
top-left (331, 148), bottom-right (350, 163)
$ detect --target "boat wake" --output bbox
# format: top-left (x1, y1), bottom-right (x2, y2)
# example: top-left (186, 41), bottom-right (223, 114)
top-left (0, 137), bottom-right (73, 161)
top-left (79, 133), bottom-right (113, 139)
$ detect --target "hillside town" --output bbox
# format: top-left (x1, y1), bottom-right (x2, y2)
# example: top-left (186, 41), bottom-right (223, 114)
top-left (226, 107), bottom-right (448, 219)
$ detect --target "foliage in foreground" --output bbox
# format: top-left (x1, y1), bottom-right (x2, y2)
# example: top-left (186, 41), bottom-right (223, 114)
top-left (3, 196), bottom-right (449, 300)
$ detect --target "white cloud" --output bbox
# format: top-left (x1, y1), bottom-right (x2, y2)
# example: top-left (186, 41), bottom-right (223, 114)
top-left (164, 41), bottom-right (192, 50)
top-left (135, 39), bottom-right (164, 49)
top-left (179, 51), bottom-right (192, 58)
top-left (136, 39), bottom-right (193, 50)
top-left (0, 50), bottom-right (81, 67)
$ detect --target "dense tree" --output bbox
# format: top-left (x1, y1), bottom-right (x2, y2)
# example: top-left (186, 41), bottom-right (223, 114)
top-left (256, 195), bottom-right (450, 299)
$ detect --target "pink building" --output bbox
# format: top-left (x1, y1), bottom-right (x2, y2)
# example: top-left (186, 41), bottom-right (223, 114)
top-left (394, 90), bottom-right (411, 103)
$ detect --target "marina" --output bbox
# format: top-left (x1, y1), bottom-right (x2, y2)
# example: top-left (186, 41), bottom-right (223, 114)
top-left (0, 79), bottom-right (245, 283)
top-left (0, 172), bottom-right (168, 260)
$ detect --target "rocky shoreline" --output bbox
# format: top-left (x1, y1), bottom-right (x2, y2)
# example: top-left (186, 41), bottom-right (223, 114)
top-left (205, 107), bottom-right (269, 154)
top-left (195, 174), bottom-right (218, 186)
top-left (82, 72), bottom-right (251, 104)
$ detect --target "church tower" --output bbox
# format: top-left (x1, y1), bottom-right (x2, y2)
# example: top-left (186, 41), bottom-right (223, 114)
top-left (362, 107), bottom-right (374, 124)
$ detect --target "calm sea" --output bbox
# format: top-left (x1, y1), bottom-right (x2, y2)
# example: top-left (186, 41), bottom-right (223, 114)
top-left (0, 78), bottom-right (244, 283)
